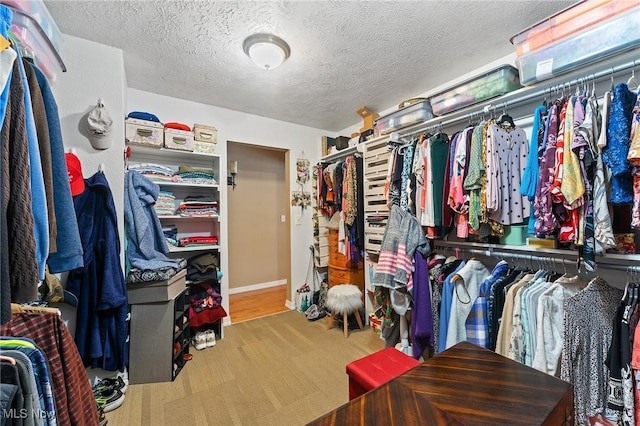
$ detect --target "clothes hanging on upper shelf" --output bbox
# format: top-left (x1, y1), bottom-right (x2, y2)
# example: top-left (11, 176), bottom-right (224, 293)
top-left (0, 5), bottom-right (83, 325)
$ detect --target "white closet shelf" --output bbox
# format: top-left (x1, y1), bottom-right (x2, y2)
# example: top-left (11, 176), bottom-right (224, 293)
top-left (153, 181), bottom-right (219, 189)
top-left (127, 144), bottom-right (220, 160)
top-left (158, 214), bottom-right (219, 220)
top-left (169, 245), bottom-right (220, 253)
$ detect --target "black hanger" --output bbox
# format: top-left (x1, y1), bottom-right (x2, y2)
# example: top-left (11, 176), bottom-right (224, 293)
top-left (497, 103), bottom-right (515, 127)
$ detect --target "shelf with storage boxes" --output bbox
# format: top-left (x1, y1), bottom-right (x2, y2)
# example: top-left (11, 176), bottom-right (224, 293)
top-left (362, 136), bottom-right (391, 256)
top-left (311, 167), bottom-right (330, 268)
top-left (126, 140), bottom-right (225, 339)
top-left (125, 144), bottom-right (221, 254)
top-left (172, 287), bottom-right (191, 380)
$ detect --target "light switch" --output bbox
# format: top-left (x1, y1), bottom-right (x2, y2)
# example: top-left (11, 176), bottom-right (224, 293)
top-left (295, 214), bottom-right (302, 226)
top-left (281, 215), bottom-right (286, 223)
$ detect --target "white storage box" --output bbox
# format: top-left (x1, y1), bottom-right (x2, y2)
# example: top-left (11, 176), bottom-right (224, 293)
top-left (125, 118), bottom-right (164, 148)
top-left (164, 128), bottom-right (194, 151)
top-left (193, 124), bottom-right (218, 154)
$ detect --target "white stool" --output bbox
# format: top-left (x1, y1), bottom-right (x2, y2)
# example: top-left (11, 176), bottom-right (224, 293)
top-left (326, 284), bottom-right (364, 337)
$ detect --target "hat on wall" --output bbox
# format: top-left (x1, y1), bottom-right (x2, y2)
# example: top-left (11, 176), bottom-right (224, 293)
top-left (87, 98), bottom-right (113, 150)
top-left (65, 152), bottom-right (85, 196)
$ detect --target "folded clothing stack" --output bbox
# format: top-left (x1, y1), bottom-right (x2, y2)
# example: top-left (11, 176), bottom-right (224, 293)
top-left (177, 194), bottom-right (218, 217)
top-left (128, 163), bottom-right (176, 182)
top-left (162, 225), bottom-right (178, 248)
top-left (177, 164), bottom-right (217, 185)
top-left (186, 252), bottom-right (220, 283)
top-left (179, 236), bottom-right (218, 247)
top-left (155, 191), bottom-right (176, 216)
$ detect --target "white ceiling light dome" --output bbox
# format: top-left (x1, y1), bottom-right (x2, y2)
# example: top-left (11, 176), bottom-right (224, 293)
top-left (243, 33), bottom-right (291, 70)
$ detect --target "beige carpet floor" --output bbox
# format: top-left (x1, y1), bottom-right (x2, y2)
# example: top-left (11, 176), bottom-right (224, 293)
top-left (105, 310), bottom-right (384, 426)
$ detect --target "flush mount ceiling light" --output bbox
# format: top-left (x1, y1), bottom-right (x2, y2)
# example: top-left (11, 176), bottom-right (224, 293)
top-left (243, 33), bottom-right (291, 70)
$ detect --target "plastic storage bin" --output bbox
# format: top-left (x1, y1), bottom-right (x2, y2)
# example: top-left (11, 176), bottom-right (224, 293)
top-left (164, 128), bottom-right (194, 152)
top-left (374, 100), bottom-right (433, 136)
top-left (125, 118), bottom-right (164, 148)
top-left (515, 4), bottom-right (640, 85)
top-left (510, 0), bottom-right (636, 57)
top-left (430, 66), bottom-right (521, 116)
top-left (6, 6), bottom-right (65, 80)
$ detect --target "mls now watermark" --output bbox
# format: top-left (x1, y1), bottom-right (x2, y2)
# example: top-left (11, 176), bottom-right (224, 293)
top-left (2, 408), bottom-right (55, 420)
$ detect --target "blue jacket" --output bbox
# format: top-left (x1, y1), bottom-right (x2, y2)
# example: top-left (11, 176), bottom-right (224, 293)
top-left (32, 65), bottom-right (84, 273)
top-left (66, 172), bottom-right (128, 371)
top-left (124, 170), bottom-right (178, 271)
top-left (16, 47), bottom-right (48, 280)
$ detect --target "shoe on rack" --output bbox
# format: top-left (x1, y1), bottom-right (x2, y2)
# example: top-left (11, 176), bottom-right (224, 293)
top-left (94, 387), bottom-right (125, 413)
top-left (192, 331), bottom-right (207, 350)
top-left (205, 330), bottom-right (216, 348)
top-left (93, 376), bottom-right (128, 394)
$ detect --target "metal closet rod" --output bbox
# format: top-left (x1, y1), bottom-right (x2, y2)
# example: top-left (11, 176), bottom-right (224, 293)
top-left (392, 58), bottom-right (640, 138)
top-left (432, 244), bottom-right (640, 274)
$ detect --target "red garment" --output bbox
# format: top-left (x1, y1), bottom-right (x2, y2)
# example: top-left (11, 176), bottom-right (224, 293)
top-left (164, 122), bottom-right (191, 131)
top-left (189, 305), bottom-right (227, 328)
top-left (0, 313), bottom-right (100, 426)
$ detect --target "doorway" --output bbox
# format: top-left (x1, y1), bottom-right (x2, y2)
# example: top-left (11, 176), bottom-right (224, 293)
top-left (227, 142), bottom-right (290, 323)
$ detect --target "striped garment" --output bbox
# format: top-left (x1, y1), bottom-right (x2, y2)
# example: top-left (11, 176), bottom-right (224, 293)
top-left (372, 204), bottom-right (429, 294)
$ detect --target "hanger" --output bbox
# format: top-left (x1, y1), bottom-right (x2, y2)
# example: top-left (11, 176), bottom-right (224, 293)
top-left (11, 303), bottom-right (60, 315)
top-left (627, 61), bottom-right (638, 92)
top-left (98, 163), bottom-right (105, 173)
top-left (0, 355), bottom-right (16, 365)
top-left (497, 103), bottom-right (515, 128)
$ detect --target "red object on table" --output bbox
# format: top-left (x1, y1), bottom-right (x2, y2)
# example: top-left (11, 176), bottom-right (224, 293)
top-left (346, 347), bottom-right (421, 400)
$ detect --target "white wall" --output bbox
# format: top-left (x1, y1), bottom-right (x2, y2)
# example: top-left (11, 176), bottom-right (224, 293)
top-left (127, 88), bottom-right (329, 317)
top-left (48, 34), bottom-right (126, 383)
top-left (51, 34), bottom-right (127, 256)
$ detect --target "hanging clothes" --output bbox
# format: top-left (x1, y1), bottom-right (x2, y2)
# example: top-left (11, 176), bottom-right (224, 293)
top-left (0, 312), bottom-right (101, 425)
top-left (2, 59), bottom-right (39, 306)
top-left (603, 83), bottom-right (636, 205)
top-left (485, 122), bottom-right (530, 225)
top-left (561, 276), bottom-right (622, 425)
top-left (67, 172), bottom-right (128, 371)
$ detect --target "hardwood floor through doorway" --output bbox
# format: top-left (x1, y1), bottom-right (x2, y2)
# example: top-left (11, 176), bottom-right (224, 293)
top-left (229, 284), bottom-right (289, 323)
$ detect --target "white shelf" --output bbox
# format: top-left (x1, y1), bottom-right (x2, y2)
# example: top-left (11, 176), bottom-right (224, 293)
top-left (152, 181), bottom-right (219, 189)
top-left (169, 245), bottom-right (220, 253)
top-left (127, 143), bottom-right (220, 160)
top-left (158, 215), bottom-right (219, 220)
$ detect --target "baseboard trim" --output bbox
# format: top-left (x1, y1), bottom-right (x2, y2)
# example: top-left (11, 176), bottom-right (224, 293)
top-left (228, 279), bottom-right (287, 295)
top-left (285, 299), bottom-right (296, 310)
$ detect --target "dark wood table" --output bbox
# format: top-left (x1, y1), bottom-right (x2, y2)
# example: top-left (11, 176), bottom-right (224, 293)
top-left (308, 341), bottom-right (574, 425)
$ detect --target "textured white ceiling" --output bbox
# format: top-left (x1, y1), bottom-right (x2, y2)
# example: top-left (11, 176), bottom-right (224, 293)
top-left (44, 0), bottom-right (574, 131)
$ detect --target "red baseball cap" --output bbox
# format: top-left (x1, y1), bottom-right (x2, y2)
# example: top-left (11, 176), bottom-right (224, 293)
top-left (65, 153), bottom-right (85, 196)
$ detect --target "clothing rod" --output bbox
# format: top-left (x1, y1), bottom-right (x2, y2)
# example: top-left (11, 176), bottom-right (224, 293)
top-left (432, 243), bottom-right (640, 274)
top-left (392, 58), bottom-right (640, 138)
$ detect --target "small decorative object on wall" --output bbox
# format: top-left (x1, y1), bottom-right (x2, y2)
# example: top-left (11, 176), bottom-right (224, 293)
top-left (291, 191), bottom-right (311, 209)
top-left (296, 152), bottom-right (310, 185)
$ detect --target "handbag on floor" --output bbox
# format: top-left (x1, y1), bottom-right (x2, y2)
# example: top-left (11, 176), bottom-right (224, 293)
top-left (297, 246), bottom-right (320, 313)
